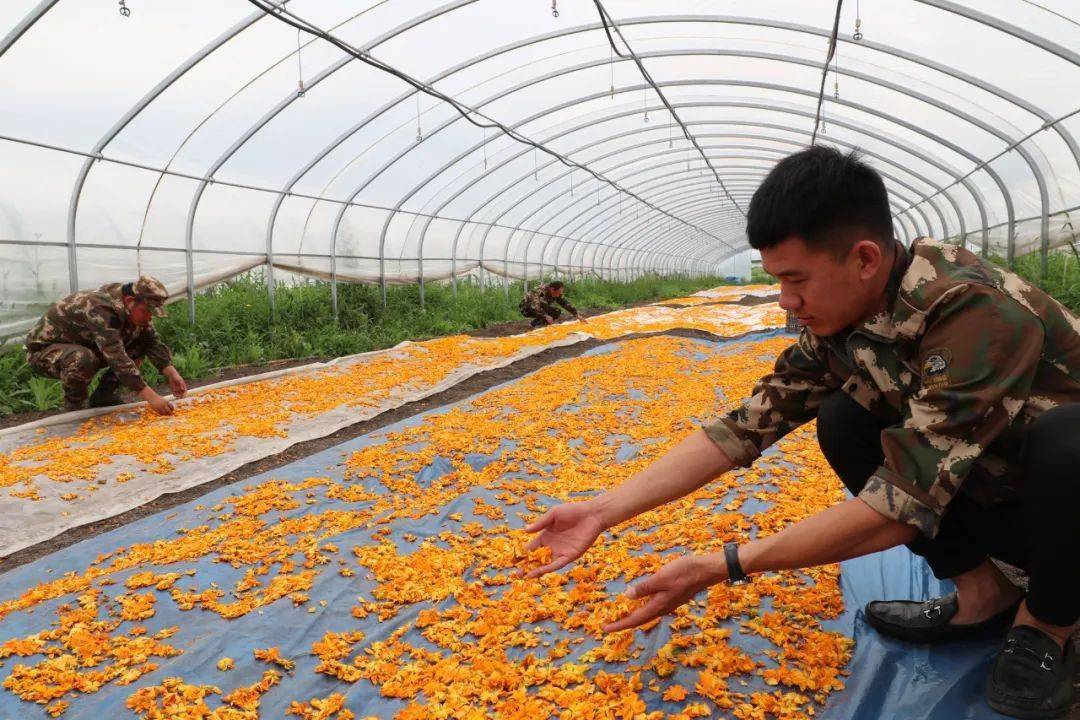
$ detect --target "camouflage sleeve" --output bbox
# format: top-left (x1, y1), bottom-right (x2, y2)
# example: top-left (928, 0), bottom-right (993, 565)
top-left (858, 286), bottom-right (1043, 538)
top-left (87, 312), bottom-right (147, 393)
top-left (141, 325), bottom-right (173, 372)
top-left (702, 329), bottom-right (833, 466)
top-left (556, 295), bottom-right (578, 315)
top-left (520, 291), bottom-right (543, 316)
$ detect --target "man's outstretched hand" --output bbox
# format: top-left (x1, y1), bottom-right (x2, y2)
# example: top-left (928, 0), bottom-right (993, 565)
top-left (603, 553), bottom-right (726, 633)
top-left (522, 501), bottom-right (606, 578)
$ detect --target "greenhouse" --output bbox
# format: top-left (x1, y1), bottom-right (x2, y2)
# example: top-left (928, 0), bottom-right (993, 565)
top-left (0, 1), bottom-right (1078, 719)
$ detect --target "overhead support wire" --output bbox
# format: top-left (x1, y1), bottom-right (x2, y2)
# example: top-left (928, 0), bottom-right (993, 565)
top-left (244, 0), bottom-right (727, 246)
top-left (591, 0), bottom-right (745, 218)
top-left (810, 0), bottom-right (845, 144)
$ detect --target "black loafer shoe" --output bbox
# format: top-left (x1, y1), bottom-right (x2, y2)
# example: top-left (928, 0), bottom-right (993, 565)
top-left (988, 625), bottom-right (1076, 719)
top-left (865, 592), bottom-right (1022, 644)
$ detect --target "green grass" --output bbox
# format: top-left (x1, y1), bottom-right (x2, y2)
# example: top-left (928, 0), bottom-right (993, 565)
top-left (0, 273), bottom-right (737, 417)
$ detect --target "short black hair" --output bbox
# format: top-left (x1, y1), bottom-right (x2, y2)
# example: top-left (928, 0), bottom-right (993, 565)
top-left (746, 146), bottom-right (893, 254)
top-left (547, 280), bottom-right (565, 290)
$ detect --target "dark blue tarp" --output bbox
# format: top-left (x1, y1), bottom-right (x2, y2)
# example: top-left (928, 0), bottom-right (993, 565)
top-left (0, 336), bottom-right (1012, 719)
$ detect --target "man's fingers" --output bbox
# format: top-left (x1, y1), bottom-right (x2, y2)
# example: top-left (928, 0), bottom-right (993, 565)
top-left (603, 594), bottom-right (670, 633)
top-left (524, 554), bottom-right (571, 579)
top-left (625, 574), bottom-right (661, 600)
top-left (524, 510), bottom-right (554, 534)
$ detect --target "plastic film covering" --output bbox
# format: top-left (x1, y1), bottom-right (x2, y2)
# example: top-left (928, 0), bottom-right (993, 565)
top-left (0, 295), bottom-right (785, 556)
top-left (0, 331), bottom-right (1012, 720)
top-left (1, 0), bottom-right (1079, 328)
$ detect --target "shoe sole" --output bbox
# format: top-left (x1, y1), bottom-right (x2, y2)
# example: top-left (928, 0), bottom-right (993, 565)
top-left (865, 609), bottom-right (1016, 644)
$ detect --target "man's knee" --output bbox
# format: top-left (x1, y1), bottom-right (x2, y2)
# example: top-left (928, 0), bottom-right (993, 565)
top-left (1024, 404), bottom-right (1080, 499)
top-left (817, 392), bottom-right (867, 457)
top-left (816, 392), bottom-right (884, 495)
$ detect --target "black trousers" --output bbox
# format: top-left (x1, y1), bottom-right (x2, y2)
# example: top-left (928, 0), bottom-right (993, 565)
top-left (523, 308), bottom-right (561, 327)
top-left (816, 392), bottom-right (1080, 627)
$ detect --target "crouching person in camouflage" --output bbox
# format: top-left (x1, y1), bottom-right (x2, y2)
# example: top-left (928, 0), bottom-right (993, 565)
top-left (25, 276), bottom-right (187, 416)
top-left (519, 280), bottom-right (586, 327)
top-left (524, 147), bottom-right (1079, 718)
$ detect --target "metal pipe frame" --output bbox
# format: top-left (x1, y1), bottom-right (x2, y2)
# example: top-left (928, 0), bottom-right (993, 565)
top-left (416, 83), bottom-right (1015, 287)
top-left (10, 2), bottom-right (1077, 308)
top-left (291, 19), bottom-right (1058, 293)
top-left (547, 143), bottom-right (953, 274)
top-left (443, 105), bottom-right (990, 281)
top-left (450, 99), bottom-right (995, 278)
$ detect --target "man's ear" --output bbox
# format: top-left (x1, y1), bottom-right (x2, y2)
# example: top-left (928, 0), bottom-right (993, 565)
top-left (852, 239), bottom-right (884, 279)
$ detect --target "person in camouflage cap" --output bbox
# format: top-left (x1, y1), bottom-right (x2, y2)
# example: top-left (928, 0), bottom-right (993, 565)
top-left (521, 148), bottom-right (1079, 718)
top-left (25, 276), bottom-right (188, 416)
top-left (519, 280), bottom-right (586, 327)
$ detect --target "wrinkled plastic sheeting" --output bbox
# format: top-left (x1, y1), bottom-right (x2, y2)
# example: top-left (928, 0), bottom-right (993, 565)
top-left (822, 548), bottom-right (1010, 720)
top-left (0, 332), bottom-right (587, 558)
top-left (0, 337), bottom-right (1011, 720)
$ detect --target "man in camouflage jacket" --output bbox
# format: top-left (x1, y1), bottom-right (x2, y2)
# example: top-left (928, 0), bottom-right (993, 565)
top-left (25, 276), bottom-right (188, 415)
top-left (519, 280), bottom-right (585, 327)
top-left (524, 148), bottom-right (1079, 718)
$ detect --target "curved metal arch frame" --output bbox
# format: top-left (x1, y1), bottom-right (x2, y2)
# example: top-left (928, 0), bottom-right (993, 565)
top-left (578, 161), bottom-right (950, 278)
top-left (17, 1), bottom-right (1073, 309)
top-left (287, 17), bottom-right (1063, 300)
top-left (570, 130), bottom-right (968, 273)
top-left (609, 186), bottom-right (923, 279)
top-left (578, 171), bottom-right (939, 278)
top-left (444, 99), bottom-right (995, 281)
top-left (543, 152), bottom-right (940, 281)
top-left (387, 64), bottom-right (1031, 292)
top-left (509, 99), bottom-right (967, 280)
top-left (472, 82), bottom-right (1021, 280)
top-left (485, 129), bottom-right (954, 284)
top-left (584, 178), bottom-right (926, 279)
top-left (546, 142), bottom-right (953, 274)
top-left (347, 26), bottom-right (1069, 287)
top-left (427, 65), bottom-right (1042, 271)
top-left (369, 72), bottom-right (1039, 303)
top-left (443, 104), bottom-right (991, 287)
top-left (183, 2), bottom-right (477, 320)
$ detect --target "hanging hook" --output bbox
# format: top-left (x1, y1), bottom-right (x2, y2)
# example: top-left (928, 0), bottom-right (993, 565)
top-left (551, 0), bottom-right (559, 18)
top-left (609, 45), bottom-right (615, 99)
top-left (296, 29), bottom-right (306, 97)
top-left (415, 94), bottom-right (422, 142)
top-left (118, 0), bottom-right (130, 16)
top-left (853, 0), bottom-right (864, 40)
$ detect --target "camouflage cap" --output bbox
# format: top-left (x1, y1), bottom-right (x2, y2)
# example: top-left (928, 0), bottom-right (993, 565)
top-left (132, 276), bottom-right (169, 316)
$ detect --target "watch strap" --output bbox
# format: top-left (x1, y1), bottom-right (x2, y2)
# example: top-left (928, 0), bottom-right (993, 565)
top-left (724, 542), bottom-right (748, 585)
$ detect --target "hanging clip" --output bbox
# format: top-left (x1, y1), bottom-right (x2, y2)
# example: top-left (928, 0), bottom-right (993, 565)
top-left (551, 0), bottom-right (559, 18)
top-left (118, 0), bottom-right (130, 16)
top-left (297, 79), bottom-right (306, 97)
top-left (853, 17), bottom-right (863, 41)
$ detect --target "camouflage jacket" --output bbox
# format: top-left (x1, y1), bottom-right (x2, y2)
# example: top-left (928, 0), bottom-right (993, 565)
top-left (24, 283), bottom-right (173, 392)
top-left (519, 285), bottom-right (577, 318)
top-left (704, 238), bottom-right (1080, 537)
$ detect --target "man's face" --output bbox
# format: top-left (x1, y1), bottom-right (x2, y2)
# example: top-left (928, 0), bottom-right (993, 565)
top-left (549, 286), bottom-right (563, 298)
top-left (761, 235), bottom-right (886, 337)
top-left (124, 296), bottom-right (155, 327)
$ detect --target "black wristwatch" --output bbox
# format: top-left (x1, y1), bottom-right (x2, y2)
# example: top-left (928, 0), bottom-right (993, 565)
top-left (724, 542), bottom-right (748, 585)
